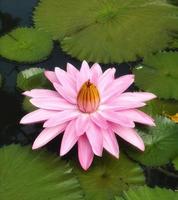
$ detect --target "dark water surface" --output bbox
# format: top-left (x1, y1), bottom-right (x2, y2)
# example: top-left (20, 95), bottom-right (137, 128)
top-left (0, 0), bottom-right (177, 190)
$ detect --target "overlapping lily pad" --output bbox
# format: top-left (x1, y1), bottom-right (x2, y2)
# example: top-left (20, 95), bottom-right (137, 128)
top-left (34, 0), bottom-right (178, 63)
top-left (22, 96), bottom-right (36, 112)
top-left (0, 28), bottom-right (53, 63)
top-left (141, 99), bottom-right (178, 116)
top-left (115, 186), bottom-right (178, 200)
top-left (17, 67), bottom-right (50, 91)
top-left (133, 52), bottom-right (178, 99)
top-left (73, 153), bottom-right (145, 200)
top-left (173, 156), bottom-right (178, 170)
top-left (0, 145), bottom-right (83, 200)
top-left (127, 116), bottom-right (178, 166)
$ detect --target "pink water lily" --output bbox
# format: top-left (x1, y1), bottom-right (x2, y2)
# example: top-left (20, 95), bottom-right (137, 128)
top-left (20, 61), bottom-right (156, 170)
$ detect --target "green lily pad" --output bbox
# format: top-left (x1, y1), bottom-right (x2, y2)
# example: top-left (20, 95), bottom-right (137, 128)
top-left (115, 186), bottom-right (178, 200)
top-left (141, 99), bottom-right (178, 116)
top-left (126, 116), bottom-right (178, 166)
top-left (0, 145), bottom-right (83, 200)
top-left (73, 153), bottom-right (145, 200)
top-left (133, 52), bottom-right (178, 100)
top-left (173, 156), bottom-right (178, 170)
top-left (168, 0), bottom-right (178, 6)
top-left (0, 27), bottom-right (53, 63)
top-left (17, 67), bottom-right (50, 91)
top-left (22, 96), bottom-right (36, 112)
top-left (34, 0), bottom-right (178, 63)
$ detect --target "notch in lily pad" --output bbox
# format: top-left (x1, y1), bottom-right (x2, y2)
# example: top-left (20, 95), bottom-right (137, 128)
top-left (34, 0), bottom-right (178, 63)
top-left (0, 27), bottom-right (53, 63)
top-left (133, 52), bottom-right (178, 100)
top-left (72, 153), bottom-right (145, 200)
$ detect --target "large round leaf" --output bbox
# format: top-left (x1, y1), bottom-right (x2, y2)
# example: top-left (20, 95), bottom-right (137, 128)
top-left (126, 116), bottom-right (178, 166)
top-left (115, 186), bottom-right (178, 200)
top-left (34, 0), bottom-right (178, 63)
top-left (72, 153), bottom-right (145, 200)
top-left (133, 52), bottom-right (178, 99)
top-left (0, 28), bottom-right (53, 63)
top-left (0, 145), bottom-right (83, 200)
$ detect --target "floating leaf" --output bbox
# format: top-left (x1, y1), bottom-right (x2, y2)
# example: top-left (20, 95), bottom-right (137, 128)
top-left (115, 186), bottom-right (178, 200)
top-left (173, 156), bottom-right (178, 170)
top-left (141, 99), bottom-right (178, 116)
top-left (133, 52), bottom-right (178, 99)
top-left (73, 153), bottom-right (145, 200)
top-left (0, 28), bottom-right (53, 63)
top-left (17, 67), bottom-right (50, 91)
top-left (34, 0), bottom-right (178, 63)
top-left (22, 96), bottom-right (36, 112)
top-left (0, 145), bottom-right (83, 200)
top-left (127, 116), bottom-right (178, 166)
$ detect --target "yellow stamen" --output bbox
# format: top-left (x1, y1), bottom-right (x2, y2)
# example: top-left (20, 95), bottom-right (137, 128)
top-left (77, 80), bottom-right (100, 113)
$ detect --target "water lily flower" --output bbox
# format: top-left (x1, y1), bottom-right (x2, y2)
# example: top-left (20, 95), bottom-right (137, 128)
top-left (20, 61), bottom-right (156, 170)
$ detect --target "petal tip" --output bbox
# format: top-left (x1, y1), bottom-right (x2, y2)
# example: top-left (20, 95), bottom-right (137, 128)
top-left (32, 143), bottom-right (38, 150)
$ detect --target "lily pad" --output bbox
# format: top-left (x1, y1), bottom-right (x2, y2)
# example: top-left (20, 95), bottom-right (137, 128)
top-left (73, 153), bottom-right (145, 200)
top-left (22, 96), bottom-right (36, 112)
top-left (0, 27), bottom-right (53, 63)
top-left (34, 0), bottom-right (178, 63)
top-left (115, 186), bottom-right (178, 200)
top-left (173, 156), bottom-right (178, 170)
top-left (126, 116), bottom-right (178, 166)
top-left (133, 52), bottom-right (178, 99)
top-left (17, 67), bottom-right (50, 91)
top-left (0, 145), bottom-right (83, 200)
top-left (141, 99), bottom-right (178, 116)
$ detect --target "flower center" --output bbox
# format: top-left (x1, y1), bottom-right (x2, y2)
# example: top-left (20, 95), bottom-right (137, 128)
top-left (77, 80), bottom-right (100, 113)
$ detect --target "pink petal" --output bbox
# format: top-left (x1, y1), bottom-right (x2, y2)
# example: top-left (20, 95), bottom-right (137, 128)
top-left (53, 83), bottom-right (76, 104)
top-left (100, 101), bottom-right (145, 111)
top-left (101, 75), bottom-right (134, 103)
top-left (103, 129), bottom-right (119, 158)
top-left (86, 122), bottom-right (103, 156)
top-left (43, 110), bottom-right (79, 127)
top-left (90, 112), bottom-right (108, 129)
top-left (23, 89), bottom-right (60, 98)
top-left (77, 60), bottom-right (91, 91)
top-left (90, 63), bottom-right (102, 85)
top-left (75, 114), bottom-right (90, 136)
top-left (67, 63), bottom-right (79, 76)
top-left (32, 123), bottom-right (67, 149)
top-left (30, 97), bottom-right (76, 110)
top-left (20, 109), bottom-right (58, 124)
top-left (44, 71), bottom-right (59, 83)
top-left (60, 120), bottom-right (78, 156)
top-left (78, 135), bottom-right (94, 170)
top-left (118, 109), bottom-right (155, 126)
top-left (98, 68), bottom-right (116, 94)
top-left (112, 125), bottom-right (145, 151)
top-left (99, 110), bottom-right (135, 128)
top-left (55, 67), bottom-right (76, 91)
top-left (116, 92), bottom-right (157, 102)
